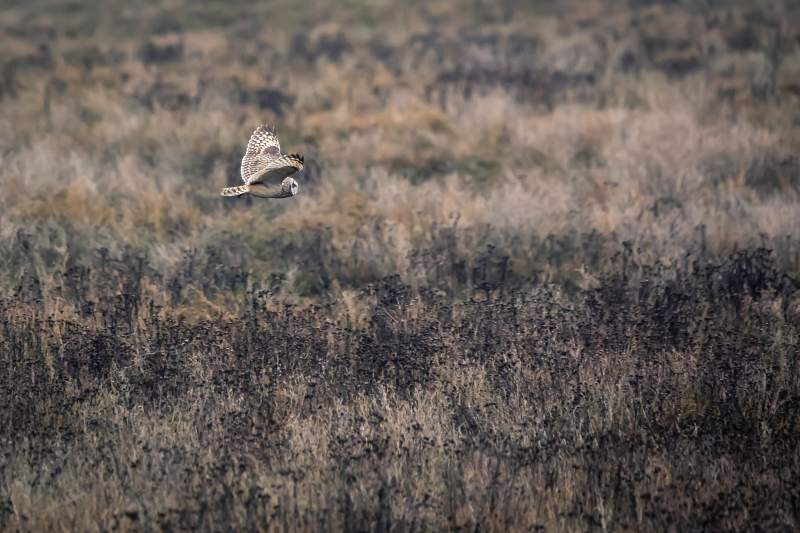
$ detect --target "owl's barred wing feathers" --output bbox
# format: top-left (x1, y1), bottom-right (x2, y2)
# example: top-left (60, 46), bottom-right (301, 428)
top-left (244, 125), bottom-right (280, 158)
top-left (259, 153), bottom-right (304, 184)
top-left (240, 124), bottom-right (282, 184)
top-left (224, 124), bottom-right (303, 197)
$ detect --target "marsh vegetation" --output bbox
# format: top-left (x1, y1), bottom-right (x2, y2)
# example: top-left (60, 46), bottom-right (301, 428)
top-left (1, 0), bottom-right (799, 530)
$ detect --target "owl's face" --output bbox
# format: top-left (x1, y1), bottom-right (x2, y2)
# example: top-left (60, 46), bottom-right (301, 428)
top-left (282, 177), bottom-right (299, 196)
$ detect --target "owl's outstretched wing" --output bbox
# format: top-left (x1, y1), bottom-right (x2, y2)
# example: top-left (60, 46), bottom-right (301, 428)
top-left (255, 153), bottom-right (304, 185)
top-left (240, 125), bottom-right (281, 184)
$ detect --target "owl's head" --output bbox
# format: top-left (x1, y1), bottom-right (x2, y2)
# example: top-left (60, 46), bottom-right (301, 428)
top-left (281, 177), bottom-right (299, 196)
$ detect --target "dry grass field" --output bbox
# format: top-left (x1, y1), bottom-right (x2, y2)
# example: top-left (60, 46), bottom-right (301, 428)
top-left (1, 0), bottom-right (799, 530)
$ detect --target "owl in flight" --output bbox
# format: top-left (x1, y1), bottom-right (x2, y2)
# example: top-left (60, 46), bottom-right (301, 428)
top-left (221, 125), bottom-right (304, 198)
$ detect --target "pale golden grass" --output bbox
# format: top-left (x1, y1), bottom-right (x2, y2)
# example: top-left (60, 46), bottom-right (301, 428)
top-left (2, 74), bottom-right (796, 308)
top-left (0, 3), bottom-right (798, 531)
top-left (275, 371), bottom-right (567, 530)
top-left (1, 2), bottom-right (796, 291)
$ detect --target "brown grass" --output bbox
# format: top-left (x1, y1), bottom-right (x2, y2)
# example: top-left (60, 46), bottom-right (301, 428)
top-left (1, 0), bottom-right (799, 531)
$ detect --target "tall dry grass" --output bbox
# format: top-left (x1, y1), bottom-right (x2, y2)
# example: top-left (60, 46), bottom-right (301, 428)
top-left (1, 0), bottom-right (799, 531)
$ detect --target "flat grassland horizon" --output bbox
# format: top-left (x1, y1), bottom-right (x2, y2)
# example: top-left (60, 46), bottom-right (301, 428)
top-left (1, 0), bottom-right (799, 530)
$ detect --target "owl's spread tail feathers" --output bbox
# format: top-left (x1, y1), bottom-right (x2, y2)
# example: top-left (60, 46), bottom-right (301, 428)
top-left (221, 184), bottom-right (250, 197)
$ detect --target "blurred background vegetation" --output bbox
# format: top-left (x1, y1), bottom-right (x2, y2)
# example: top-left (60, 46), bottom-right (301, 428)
top-left (1, 0), bottom-right (798, 311)
top-left (1, 0), bottom-right (799, 530)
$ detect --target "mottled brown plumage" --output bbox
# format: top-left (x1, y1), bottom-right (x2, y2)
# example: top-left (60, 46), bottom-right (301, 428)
top-left (221, 125), bottom-right (303, 198)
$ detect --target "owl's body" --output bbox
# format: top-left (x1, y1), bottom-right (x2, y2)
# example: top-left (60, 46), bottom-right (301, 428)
top-left (221, 125), bottom-right (303, 199)
top-left (222, 181), bottom-right (296, 198)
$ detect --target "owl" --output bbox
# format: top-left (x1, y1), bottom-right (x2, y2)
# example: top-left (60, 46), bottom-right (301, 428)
top-left (221, 125), bottom-right (304, 198)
